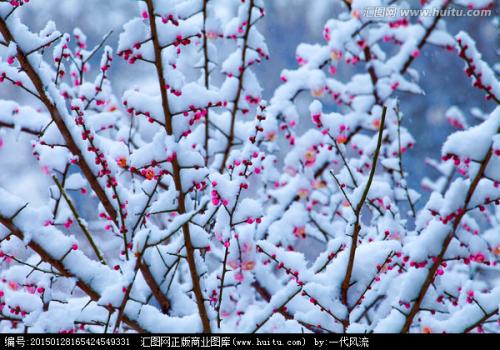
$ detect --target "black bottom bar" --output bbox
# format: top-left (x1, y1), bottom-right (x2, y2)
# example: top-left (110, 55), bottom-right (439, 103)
top-left (0, 334), bottom-right (498, 349)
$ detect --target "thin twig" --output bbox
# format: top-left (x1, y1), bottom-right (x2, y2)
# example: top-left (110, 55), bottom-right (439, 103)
top-left (340, 106), bottom-right (387, 328)
top-left (53, 176), bottom-right (107, 265)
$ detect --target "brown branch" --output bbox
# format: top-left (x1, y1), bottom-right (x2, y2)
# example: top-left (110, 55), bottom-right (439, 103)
top-left (202, 0), bottom-right (210, 165)
top-left (114, 246), bottom-right (172, 332)
top-left (0, 215), bottom-right (144, 333)
top-left (139, 258), bottom-right (171, 313)
top-left (216, 245), bottom-right (230, 328)
top-left (363, 46), bottom-right (381, 104)
top-left (354, 294), bottom-right (384, 324)
top-left (253, 287), bottom-right (301, 333)
top-left (219, 0), bottom-right (254, 172)
top-left (350, 252), bottom-right (393, 312)
top-left (302, 289), bottom-right (344, 325)
top-left (399, 2), bottom-right (449, 75)
top-left (0, 17), bottom-right (169, 324)
top-left (131, 176), bottom-right (162, 234)
top-left (51, 162), bottom-right (71, 218)
top-left (457, 39), bottom-right (500, 104)
top-left (53, 176), bottom-right (107, 265)
top-left (400, 143), bottom-right (495, 333)
top-left (24, 33), bottom-right (63, 56)
top-left (75, 111), bottom-right (129, 259)
top-left (394, 107), bottom-right (416, 217)
top-left (252, 280), bottom-right (329, 333)
top-left (82, 30), bottom-right (113, 65)
top-left (83, 53), bottom-right (111, 110)
top-left (0, 121), bottom-right (41, 136)
top-left (464, 308), bottom-right (499, 333)
top-left (113, 255), bottom-right (141, 332)
top-left (330, 170), bottom-right (355, 213)
top-left (0, 18), bottom-right (118, 223)
top-left (2, 75), bottom-right (41, 100)
top-left (340, 106), bottom-right (387, 326)
top-left (145, 0), bottom-right (211, 333)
